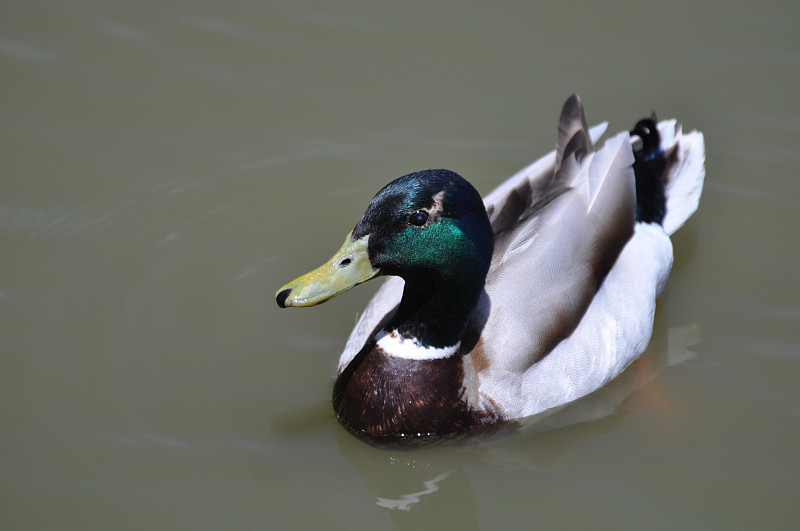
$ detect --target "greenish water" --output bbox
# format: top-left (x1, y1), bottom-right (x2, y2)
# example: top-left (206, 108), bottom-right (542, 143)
top-left (2, 1), bottom-right (799, 528)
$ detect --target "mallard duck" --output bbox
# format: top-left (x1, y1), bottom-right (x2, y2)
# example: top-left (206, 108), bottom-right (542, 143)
top-left (276, 95), bottom-right (705, 445)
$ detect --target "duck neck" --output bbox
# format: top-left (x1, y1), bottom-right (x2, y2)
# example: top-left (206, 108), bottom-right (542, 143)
top-left (385, 275), bottom-right (481, 353)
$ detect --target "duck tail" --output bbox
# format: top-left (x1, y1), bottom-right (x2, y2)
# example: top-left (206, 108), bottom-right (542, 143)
top-left (631, 116), bottom-right (705, 235)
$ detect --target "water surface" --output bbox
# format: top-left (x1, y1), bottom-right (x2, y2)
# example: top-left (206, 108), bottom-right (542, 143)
top-left (2, 1), bottom-right (799, 528)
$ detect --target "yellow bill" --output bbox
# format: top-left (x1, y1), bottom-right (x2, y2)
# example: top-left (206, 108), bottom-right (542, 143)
top-left (276, 232), bottom-right (380, 308)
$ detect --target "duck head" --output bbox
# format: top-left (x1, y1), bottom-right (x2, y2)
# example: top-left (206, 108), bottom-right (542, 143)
top-left (276, 169), bottom-right (493, 345)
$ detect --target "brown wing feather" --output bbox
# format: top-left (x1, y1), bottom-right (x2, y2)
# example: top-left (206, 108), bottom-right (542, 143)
top-left (467, 97), bottom-right (635, 372)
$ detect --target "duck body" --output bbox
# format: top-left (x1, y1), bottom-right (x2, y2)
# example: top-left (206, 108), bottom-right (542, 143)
top-left (276, 95), bottom-right (705, 446)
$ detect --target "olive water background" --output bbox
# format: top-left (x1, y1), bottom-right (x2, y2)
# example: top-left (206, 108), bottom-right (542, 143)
top-left (2, 1), bottom-right (799, 528)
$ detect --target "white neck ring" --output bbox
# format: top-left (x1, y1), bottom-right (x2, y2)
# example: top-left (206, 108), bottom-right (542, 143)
top-left (374, 329), bottom-right (460, 360)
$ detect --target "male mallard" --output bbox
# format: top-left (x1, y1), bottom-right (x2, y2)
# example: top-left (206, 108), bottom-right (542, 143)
top-left (276, 95), bottom-right (705, 445)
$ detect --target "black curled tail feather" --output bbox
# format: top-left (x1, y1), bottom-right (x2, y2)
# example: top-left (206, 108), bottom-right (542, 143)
top-left (631, 116), bottom-right (667, 224)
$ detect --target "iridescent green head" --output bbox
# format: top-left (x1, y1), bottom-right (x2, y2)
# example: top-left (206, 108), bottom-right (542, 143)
top-left (276, 169), bottom-right (493, 314)
top-left (352, 169), bottom-right (493, 287)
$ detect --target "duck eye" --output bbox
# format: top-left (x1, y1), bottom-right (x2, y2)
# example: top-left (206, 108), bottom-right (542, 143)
top-left (408, 210), bottom-right (428, 226)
